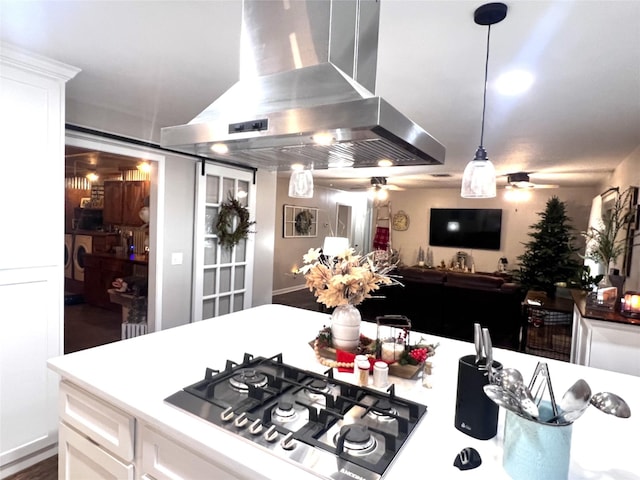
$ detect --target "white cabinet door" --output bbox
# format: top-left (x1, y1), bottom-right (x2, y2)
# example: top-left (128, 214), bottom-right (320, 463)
top-left (587, 320), bottom-right (640, 376)
top-left (59, 423), bottom-right (134, 480)
top-left (59, 381), bottom-right (135, 462)
top-left (140, 424), bottom-right (241, 480)
top-left (0, 44), bottom-right (79, 476)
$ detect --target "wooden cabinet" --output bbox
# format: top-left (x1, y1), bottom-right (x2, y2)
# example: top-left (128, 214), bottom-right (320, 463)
top-left (91, 234), bottom-right (120, 254)
top-left (84, 254), bottom-right (136, 310)
top-left (103, 181), bottom-right (124, 225)
top-left (103, 180), bottom-right (149, 226)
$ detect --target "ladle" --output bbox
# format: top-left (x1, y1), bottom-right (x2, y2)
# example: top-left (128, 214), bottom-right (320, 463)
top-left (590, 392), bottom-right (631, 418)
top-left (549, 379), bottom-right (592, 423)
top-left (545, 379), bottom-right (592, 424)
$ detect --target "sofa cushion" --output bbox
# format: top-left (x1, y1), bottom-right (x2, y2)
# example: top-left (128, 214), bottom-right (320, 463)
top-left (397, 267), bottom-right (447, 284)
top-left (500, 282), bottom-right (521, 293)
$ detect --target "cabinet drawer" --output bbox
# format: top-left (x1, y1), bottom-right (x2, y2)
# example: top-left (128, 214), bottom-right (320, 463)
top-left (140, 424), bottom-right (240, 480)
top-left (59, 422), bottom-right (134, 480)
top-left (59, 381), bottom-right (135, 462)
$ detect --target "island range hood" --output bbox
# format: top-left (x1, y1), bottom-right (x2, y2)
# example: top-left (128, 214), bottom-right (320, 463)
top-left (161, 0), bottom-right (445, 171)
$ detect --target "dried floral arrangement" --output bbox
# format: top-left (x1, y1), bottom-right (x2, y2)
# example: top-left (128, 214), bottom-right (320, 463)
top-left (298, 247), bottom-right (401, 308)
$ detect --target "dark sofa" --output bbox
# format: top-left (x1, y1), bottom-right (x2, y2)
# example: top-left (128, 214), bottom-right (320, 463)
top-left (358, 267), bottom-right (525, 351)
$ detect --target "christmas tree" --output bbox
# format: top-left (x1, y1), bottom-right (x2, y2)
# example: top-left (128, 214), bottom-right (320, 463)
top-left (516, 196), bottom-right (581, 296)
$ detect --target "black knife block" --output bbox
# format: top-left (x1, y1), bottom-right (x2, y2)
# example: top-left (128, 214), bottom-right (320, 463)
top-left (454, 354), bottom-right (503, 440)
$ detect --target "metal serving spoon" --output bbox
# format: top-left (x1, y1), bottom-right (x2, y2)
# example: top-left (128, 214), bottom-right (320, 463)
top-left (495, 367), bottom-right (539, 418)
top-left (546, 379), bottom-right (592, 424)
top-left (483, 384), bottom-right (527, 417)
top-left (590, 392), bottom-right (631, 418)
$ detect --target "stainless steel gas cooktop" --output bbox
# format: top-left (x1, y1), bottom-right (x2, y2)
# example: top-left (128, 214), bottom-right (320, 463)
top-left (164, 353), bottom-right (427, 480)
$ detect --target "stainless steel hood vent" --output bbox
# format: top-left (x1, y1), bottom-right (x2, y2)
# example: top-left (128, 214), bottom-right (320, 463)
top-left (161, 0), bottom-right (445, 170)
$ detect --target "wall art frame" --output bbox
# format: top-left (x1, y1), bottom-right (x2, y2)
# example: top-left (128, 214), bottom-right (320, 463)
top-left (283, 205), bottom-right (318, 238)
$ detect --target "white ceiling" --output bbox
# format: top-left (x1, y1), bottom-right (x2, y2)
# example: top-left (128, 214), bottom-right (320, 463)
top-left (2, 0), bottom-right (639, 191)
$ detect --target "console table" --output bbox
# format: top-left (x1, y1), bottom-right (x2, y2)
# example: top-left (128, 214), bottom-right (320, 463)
top-left (571, 290), bottom-right (640, 376)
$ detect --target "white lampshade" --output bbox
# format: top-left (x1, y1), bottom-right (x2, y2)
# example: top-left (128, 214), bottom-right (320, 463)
top-left (460, 150), bottom-right (496, 198)
top-left (322, 236), bottom-right (349, 256)
top-left (288, 169), bottom-right (314, 198)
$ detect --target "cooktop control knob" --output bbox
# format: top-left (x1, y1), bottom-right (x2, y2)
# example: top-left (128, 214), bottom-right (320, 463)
top-left (248, 419), bottom-right (263, 435)
top-left (264, 425), bottom-right (279, 442)
top-left (280, 432), bottom-right (296, 451)
top-left (234, 412), bottom-right (249, 428)
top-left (220, 407), bottom-right (234, 422)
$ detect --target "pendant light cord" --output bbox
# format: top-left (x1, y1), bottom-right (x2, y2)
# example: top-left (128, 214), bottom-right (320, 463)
top-left (480, 24), bottom-right (491, 148)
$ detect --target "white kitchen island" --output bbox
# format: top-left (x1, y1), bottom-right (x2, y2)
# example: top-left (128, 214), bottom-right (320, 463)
top-left (48, 304), bottom-right (639, 480)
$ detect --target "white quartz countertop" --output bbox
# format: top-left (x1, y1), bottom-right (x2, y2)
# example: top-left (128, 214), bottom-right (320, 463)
top-left (48, 304), bottom-right (640, 480)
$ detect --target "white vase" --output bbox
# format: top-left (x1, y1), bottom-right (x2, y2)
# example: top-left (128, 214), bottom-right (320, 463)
top-left (330, 304), bottom-right (362, 352)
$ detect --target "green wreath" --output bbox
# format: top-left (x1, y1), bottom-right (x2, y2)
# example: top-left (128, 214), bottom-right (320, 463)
top-left (295, 209), bottom-right (314, 235)
top-left (215, 196), bottom-right (255, 249)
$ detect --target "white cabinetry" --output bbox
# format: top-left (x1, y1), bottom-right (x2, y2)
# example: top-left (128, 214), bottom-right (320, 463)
top-left (59, 423), bottom-right (133, 480)
top-left (58, 382), bottom-right (135, 479)
top-left (0, 44), bottom-right (78, 478)
top-left (571, 305), bottom-right (640, 376)
top-left (140, 424), bottom-right (239, 480)
top-left (56, 381), bottom-right (242, 480)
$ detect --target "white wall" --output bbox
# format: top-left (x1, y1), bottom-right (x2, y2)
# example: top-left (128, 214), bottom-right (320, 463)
top-left (600, 148), bottom-right (640, 291)
top-left (252, 169), bottom-right (277, 306)
top-left (159, 152), bottom-right (197, 329)
top-left (384, 186), bottom-right (598, 274)
top-left (272, 178), bottom-right (369, 294)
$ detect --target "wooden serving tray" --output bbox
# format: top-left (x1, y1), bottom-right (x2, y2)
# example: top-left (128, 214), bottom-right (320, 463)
top-left (309, 341), bottom-right (422, 379)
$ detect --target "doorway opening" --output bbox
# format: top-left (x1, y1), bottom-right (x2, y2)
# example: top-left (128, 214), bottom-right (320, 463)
top-left (63, 130), bottom-right (164, 352)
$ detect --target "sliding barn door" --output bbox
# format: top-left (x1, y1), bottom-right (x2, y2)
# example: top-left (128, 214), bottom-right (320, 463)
top-left (193, 163), bottom-right (256, 321)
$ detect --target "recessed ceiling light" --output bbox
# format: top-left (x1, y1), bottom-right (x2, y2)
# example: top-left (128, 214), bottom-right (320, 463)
top-left (327, 157), bottom-right (354, 168)
top-left (505, 189), bottom-right (532, 201)
top-left (291, 163), bottom-right (304, 171)
top-left (495, 70), bottom-right (534, 95)
top-left (311, 132), bottom-right (335, 145)
top-left (377, 159), bottom-right (393, 167)
top-left (211, 143), bottom-right (229, 154)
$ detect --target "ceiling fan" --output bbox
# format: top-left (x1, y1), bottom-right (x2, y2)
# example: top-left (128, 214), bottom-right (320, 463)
top-left (505, 172), bottom-right (559, 190)
top-left (347, 177), bottom-right (405, 200)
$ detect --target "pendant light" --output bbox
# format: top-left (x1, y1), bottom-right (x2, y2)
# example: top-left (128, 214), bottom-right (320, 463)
top-left (288, 164), bottom-right (314, 198)
top-left (461, 2), bottom-right (507, 199)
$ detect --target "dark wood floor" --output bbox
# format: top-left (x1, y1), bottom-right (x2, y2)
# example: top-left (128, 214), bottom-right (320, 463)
top-left (11, 289), bottom-right (315, 479)
top-left (272, 287), bottom-right (323, 312)
top-left (5, 456), bottom-right (57, 480)
top-left (64, 303), bottom-right (122, 354)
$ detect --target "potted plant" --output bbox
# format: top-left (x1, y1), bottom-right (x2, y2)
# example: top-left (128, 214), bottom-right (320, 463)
top-left (582, 186), bottom-right (637, 277)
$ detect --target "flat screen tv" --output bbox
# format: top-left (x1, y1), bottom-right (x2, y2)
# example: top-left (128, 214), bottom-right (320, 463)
top-left (429, 208), bottom-right (502, 250)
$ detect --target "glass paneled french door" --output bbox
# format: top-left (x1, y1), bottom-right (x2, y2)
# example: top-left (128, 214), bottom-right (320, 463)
top-left (193, 162), bottom-right (256, 321)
